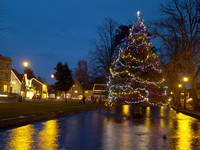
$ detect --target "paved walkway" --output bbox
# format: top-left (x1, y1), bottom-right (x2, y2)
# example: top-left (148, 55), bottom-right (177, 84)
top-left (0, 99), bottom-right (18, 103)
top-left (172, 105), bottom-right (200, 119)
top-left (0, 98), bottom-right (59, 103)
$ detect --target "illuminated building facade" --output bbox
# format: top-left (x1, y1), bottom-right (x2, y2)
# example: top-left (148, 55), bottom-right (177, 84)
top-left (10, 69), bottom-right (23, 95)
top-left (21, 74), bottom-right (48, 99)
top-left (93, 84), bottom-right (106, 99)
top-left (0, 55), bottom-right (12, 96)
top-left (68, 79), bottom-right (84, 99)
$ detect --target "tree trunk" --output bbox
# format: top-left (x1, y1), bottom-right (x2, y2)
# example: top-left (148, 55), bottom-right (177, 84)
top-left (191, 85), bottom-right (199, 110)
top-left (173, 85), bottom-right (181, 107)
top-left (64, 91), bottom-right (67, 103)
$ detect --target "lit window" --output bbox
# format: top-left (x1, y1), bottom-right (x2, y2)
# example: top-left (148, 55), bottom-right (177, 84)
top-left (75, 90), bottom-right (78, 93)
top-left (3, 85), bottom-right (7, 92)
top-left (85, 90), bottom-right (88, 93)
top-left (11, 82), bottom-right (16, 85)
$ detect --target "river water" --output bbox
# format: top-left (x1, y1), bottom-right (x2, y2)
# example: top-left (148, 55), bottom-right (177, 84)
top-left (0, 105), bottom-right (200, 150)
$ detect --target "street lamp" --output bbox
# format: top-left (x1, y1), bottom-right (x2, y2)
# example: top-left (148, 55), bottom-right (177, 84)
top-left (23, 61), bottom-right (29, 73)
top-left (23, 61), bottom-right (28, 68)
top-left (22, 61), bottom-right (29, 100)
top-left (51, 74), bottom-right (54, 85)
top-left (178, 84), bottom-right (182, 88)
top-left (183, 77), bottom-right (188, 82)
top-left (183, 77), bottom-right (189, 109)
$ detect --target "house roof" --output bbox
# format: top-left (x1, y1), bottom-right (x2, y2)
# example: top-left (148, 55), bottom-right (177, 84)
top-left (31, 78), bottom-right (45, 85)
top-left (12, 69), bottom-right (24, 82)
top-left (93, 84), bottom-right (106, 91)
top-left (0, 55), bottom-right (12, 61)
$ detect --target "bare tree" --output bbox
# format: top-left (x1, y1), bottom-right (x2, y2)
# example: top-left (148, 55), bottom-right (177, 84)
top-left (151, 0), bottom-right (200, 109)
top-left (75, 59), bottom-right (89, 90)
top-left (89, 18), bottom-right (131, 82)
top-left (89, 18), bottom-right (118, 79)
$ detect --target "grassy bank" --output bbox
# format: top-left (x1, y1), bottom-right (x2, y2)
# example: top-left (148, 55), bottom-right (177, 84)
top-left (0, 99), bottom-right (105, 120)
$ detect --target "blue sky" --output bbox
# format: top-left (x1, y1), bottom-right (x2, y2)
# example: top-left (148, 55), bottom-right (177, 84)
top-left (0, 0), bottom-right (165, 83)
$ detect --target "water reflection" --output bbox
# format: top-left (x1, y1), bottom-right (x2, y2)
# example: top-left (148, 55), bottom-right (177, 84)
top-left (6, 125), bottom-right (34, 150)
top-left (38, 120), bottom-right (59, 150)
top-left (0, 105), bottom-right (200, 150)
top-left (145, 106), bottom-right (151, 127)
top-left (169, 112), bottom-right (200, 150)
top-left (122, 105), bottom-right (130, 116)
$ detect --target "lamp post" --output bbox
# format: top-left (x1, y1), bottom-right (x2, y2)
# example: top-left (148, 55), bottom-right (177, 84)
top-left (178, 83), bottom-right (182, 107)
top-left (23, 61), bottom-right (28, 69)
top-left (183, 77), bottom-right (188, 109)
top-left (51, 74), bottom-right (54, 85)
top-left (22, 61), bottom-right (29, 100)
top-left (178, 84), bottom-right (182, 88)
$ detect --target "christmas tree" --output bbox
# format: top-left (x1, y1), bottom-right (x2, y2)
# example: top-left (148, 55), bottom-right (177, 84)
top-left (107, 11), bottom-right (166, 105)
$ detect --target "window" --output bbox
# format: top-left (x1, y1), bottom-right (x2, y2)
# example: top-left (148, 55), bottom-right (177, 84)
top-left (85, 90), bottom-right (88, 93)
top-left (75, 90), bottom-right (78, 93)
top-left (5, 73), bottom-right (8, 80)
top-left (5, 64), bottom-right (9, 69)
top-left (3, 85), bottom-right (7, 92)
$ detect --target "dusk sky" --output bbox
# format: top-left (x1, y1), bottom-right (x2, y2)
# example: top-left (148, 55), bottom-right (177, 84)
top-left (1, 0), bottom-right (165, 83)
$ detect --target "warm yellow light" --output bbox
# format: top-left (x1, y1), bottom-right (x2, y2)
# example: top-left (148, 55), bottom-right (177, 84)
top-left (170, 92), bottom-right (173, 94)
top-left (51, 74), bottom-right (54, 78)
top-left (3, 85), bottom-right (8, 92)
top-left (178, 84), bottom-right (182, 88)
top-left (23, 61), bottom-right (28, 67)
top-left (38, 120), bottom-right (59, 150)
top-left (122, 105), bottom-right (130, 116)
top-left (183, 77), bottom-right (188, 82)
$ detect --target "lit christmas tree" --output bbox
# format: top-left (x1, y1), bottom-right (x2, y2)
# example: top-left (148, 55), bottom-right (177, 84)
top-left (107, 11), bottom-right (166, 105)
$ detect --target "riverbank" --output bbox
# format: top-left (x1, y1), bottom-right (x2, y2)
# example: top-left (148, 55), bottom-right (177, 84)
top-left (171, 105), bottom-right (200, 119)
top-left (0, 100), bottom-right (107, 130)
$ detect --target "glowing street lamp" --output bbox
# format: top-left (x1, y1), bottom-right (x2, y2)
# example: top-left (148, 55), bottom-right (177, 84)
top-left (22, 61), bottom-right (29, 100)
top-left (183, 77), bottom-right (189, 109)
top-left (23, 61), bottom-right (28, 68)
top-left (183, 77), bottom-right (188, 82)
top-left (51, 74), bottom-right (54, 85)
top-left (178, 84), bottom-right (182, 88)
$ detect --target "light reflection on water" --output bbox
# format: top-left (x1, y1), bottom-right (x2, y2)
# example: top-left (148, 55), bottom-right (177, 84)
top-left (6, 125), bottom-right (34, 150)
top-left (0, 105), bottom-right (199, 150)
top-left (38, 120), bottom-right (59, 150)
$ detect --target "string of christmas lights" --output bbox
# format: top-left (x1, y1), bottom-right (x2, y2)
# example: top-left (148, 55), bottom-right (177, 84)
top-left (106, 11), bottom-right (166, 105)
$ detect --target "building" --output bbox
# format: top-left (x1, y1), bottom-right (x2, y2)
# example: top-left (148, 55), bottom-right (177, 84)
top-left (10, 69), bottom-right (23, 95)
top-left (68, 79), bottom-right (84, 99)
top-left (0, 55), bottom-right (12, 96)
top-left (67, 79), bottom-right (94, 100)
top-left (93, 84), bottom-right (106, 99)
top-left (84, 90), bottom-right (93, 100)
top-left (21, 74), bottom-right (48, 99)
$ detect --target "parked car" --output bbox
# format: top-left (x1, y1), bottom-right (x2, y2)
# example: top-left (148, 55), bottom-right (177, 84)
top-left (8, 93), bottom-right (21, 99)
top-left (49, 93), bottom-right (56, 99)
top-left (32, 95), bottom-right (40, 100)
